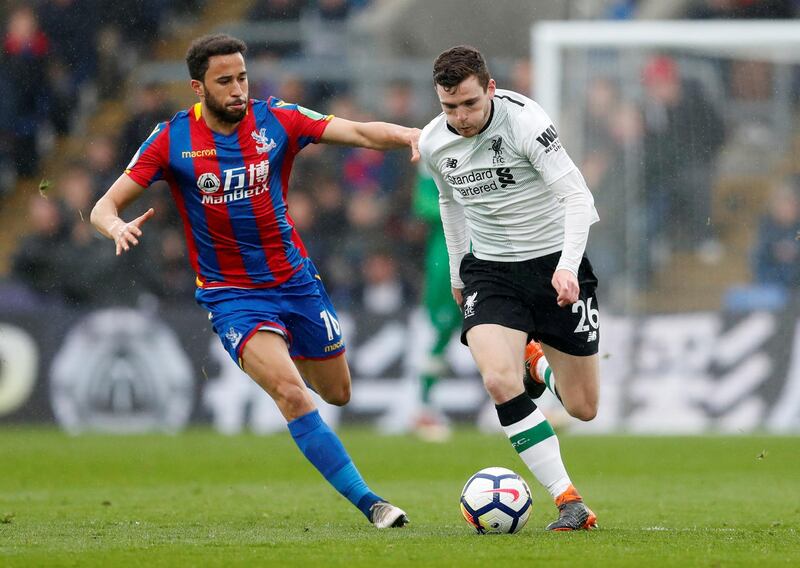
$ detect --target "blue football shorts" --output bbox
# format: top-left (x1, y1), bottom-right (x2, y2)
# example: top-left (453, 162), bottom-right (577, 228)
top-left (195, 259), bottom-right (346, 367)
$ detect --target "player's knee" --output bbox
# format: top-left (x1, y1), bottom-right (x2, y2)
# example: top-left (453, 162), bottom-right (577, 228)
top-left (273, 381), bottom-right (312, 416)
top-left (566, 400), bottom-right (597, 422)
top-left (482, 372), bottom-right (516, 403)
top-left (575, 406), bottom-right (597, 422)
top-left (321, 383), bottom-right (351, 406)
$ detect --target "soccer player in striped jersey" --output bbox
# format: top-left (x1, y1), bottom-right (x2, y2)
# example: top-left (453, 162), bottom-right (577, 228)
top-left (91, 34), bottom-right (419, 529)
top-left (419, 45), bottom-right (600, 531)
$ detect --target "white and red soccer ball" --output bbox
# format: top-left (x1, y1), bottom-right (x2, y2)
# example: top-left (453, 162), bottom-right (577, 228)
top-left (460, 467), bottom-right (532, 534)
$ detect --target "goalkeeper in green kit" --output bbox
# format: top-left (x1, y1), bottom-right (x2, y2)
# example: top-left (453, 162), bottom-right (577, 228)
top-left (411, 165), bottom-right (463, 441)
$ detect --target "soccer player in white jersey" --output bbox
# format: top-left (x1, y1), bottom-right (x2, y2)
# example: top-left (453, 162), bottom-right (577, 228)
top-left (419, 46), bottom-right (600, 531)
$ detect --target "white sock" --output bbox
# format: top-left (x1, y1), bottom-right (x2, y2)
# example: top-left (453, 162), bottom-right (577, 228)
top-left (501, 405), bottom-right (571, 498)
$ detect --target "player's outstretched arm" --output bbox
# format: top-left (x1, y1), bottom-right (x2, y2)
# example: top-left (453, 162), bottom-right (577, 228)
top-left (320, 117), bottom-right (420, 162)
top-left (90, 174), bottom-right (154, 256)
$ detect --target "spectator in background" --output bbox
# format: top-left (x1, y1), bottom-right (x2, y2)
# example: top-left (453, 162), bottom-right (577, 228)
top-left (85, 134), bottom-right (121, 196)
top-left (107, 1), bottom-right (163, 54)
top-left (286, 189), bottom-right (316, 240)
top-left (53, 162), bottom-right (161, 307)
top-left (156, 227), bottom-right (196, 301)
top-left (381, 79), bottom-right (422, 204)
top-left (383, 79), bottom-right (418, 127)
top-left (0, 69), bottom-right (16, 196)
top-left (548, 74), bottom-right (642, 304)
top-left (581, 77), bottom-right (621, 193)
top-left (334, 192), bottom-right (387, 306)
top-left (58, 163), bottom-right (96, 222)
top-left (276, 73), bottom-right (321, 110)
top-left (38, 0), bottom-right (96, 88)
top-left (606, 0), bottom-right (638, 19)
top-left (11, 195), bottom-right (67, 302)
top-left (249, 0), bottom-right (306, 20)
top-left (353, 246), bottom-right (414, 316)
top-left (38, 0), bottom-right (97, 136)
top-left (57, 162), bottom-right (103, 305)
top-left (119, 83), bottom-right (175, 163)
top-left (3, 5), bottom-right (49, 177)
top-left (580, 78), bottom-right (646, 301)
top-left (278, 73), bottom-right (307, 102)
top-left (46, 60), bottom-right (78, 136)
top-left (341, 100), bottom-right (412, 199)
top-left (94, 26), bottom-right (125, 100)
top-left (311, 176), bottom-right (347, 251)
top-left (509, 57), bottom-right (534, 96)
top-left (59, 210), bottom-right (115, 307)
top-left (342, 144), bottom-right (389, 196)
top-left (305, 0), bottom-right (351, 58)
top-left (305, 176), bottom-right (349, 298)
top-left (248, 0), bottom-right (306, 56)
top-left (641, 55), bottom-right (725, 268)
top-left (752, 180), bottom-right (800, 287)
top-left (318, 0), bottom-right (351, 20)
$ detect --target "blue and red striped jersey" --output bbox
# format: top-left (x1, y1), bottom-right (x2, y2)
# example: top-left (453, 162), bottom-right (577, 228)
top-left (125, 97), bottom-right (332, 289)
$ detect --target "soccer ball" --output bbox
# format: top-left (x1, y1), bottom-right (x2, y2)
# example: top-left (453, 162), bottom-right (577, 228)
top-left (460, 467), bottom-right (532, 534)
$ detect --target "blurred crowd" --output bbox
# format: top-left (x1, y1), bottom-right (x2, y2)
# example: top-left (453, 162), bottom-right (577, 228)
top-left (577, 43), bottom-right (800, 309)
top-left (4, 26), bottom-right (426, 316)
top-left (0, 1), bottom-right (205, 192)
top-left (3, 0), bottom-right (800, 316)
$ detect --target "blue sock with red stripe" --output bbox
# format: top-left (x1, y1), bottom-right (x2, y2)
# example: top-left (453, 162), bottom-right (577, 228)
top-left (288, 409), bottom-right (381, 519)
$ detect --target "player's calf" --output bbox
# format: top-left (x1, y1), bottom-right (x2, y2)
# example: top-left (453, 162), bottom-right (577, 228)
top-left (525, 341), bottom-right (599, 421)
top-left (295, 355), bottom-right (353, 407)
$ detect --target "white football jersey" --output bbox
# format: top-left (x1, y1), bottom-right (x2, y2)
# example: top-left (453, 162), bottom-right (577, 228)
top-left (419, 89), bottom-right (598, 284)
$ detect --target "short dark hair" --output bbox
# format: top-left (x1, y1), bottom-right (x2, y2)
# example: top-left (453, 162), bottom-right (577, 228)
top-left (433, 45), bottom-right (490, 93)
top-left (186, 34), bottom-right (247, 82)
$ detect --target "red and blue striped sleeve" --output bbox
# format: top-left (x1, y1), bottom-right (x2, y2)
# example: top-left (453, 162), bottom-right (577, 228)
top-left (124, 121), bottom-right (169, 188)
top-left (267, 97), bottom-right (332, 152)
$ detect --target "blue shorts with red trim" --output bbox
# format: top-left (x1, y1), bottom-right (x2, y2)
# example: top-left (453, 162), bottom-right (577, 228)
top-left (195, 259), bottom-right (345, 367)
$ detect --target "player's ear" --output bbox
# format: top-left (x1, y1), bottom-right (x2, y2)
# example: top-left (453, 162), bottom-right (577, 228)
top-left (487, 79), bottom-right (496, 98)
top-left (190, 79), bottom-right (205, 98)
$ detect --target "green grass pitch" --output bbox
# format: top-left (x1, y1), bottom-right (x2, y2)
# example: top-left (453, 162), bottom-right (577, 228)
top-left (1, 427), bottom-right (798, 567)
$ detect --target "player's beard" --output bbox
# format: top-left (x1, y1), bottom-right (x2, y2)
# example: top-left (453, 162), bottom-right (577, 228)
top-left (204, 90), bottom-right (247, 124)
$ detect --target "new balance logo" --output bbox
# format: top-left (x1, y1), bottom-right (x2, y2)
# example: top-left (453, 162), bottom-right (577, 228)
top-left (587, 330), bottom-right (597, 342)
top-left (535, 125), bottom-right (559, 148)
top-left (443, 157), bottom-right (458, 170)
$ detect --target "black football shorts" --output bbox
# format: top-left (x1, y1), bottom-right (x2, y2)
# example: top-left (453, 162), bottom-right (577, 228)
top-left (458, 251), bottom-right (600, 356)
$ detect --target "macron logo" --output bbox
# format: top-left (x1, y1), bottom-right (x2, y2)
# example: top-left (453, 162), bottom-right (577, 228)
top-left (535, 125), bottom-right (558, 148)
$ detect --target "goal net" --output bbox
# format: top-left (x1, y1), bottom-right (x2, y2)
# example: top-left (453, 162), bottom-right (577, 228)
top-left (532, 20), bottom-right (800, 316)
